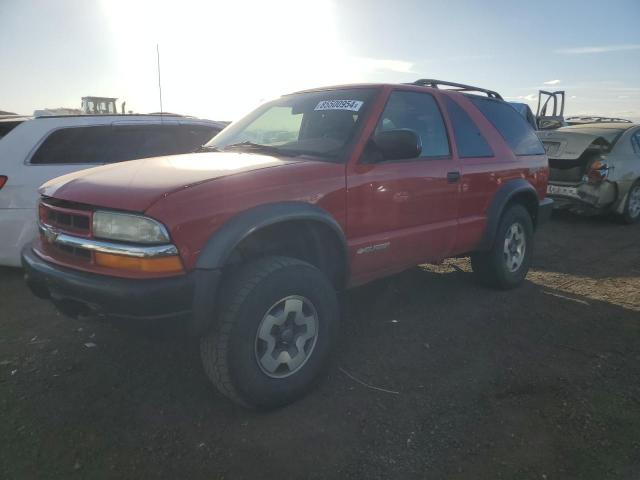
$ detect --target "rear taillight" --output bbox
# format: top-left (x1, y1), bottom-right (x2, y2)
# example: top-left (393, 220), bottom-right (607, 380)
top-left (0, 176), bottom-right (7, 189)
top-left (585, 160), bottom-right (609, 183)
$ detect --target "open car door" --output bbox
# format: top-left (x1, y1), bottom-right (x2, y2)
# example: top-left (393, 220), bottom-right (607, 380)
top-left (537, 90), bottom-right (566, 130)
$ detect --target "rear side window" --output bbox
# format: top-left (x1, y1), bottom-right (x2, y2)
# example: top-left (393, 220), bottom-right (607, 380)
top-left (108, 125), bottom-right (182, 160)
top-left (443, 97), bottom-right (493, 158)
top-left (0, 120), bottom-right (24, 140)
top-left (469, 96), bottom-right (545, 155)
top-left (30, 124), bottom-right (218, 165)
top-left (31, 126), bottom-right (115, 164)
top-left (376, 91), bottom-right (450, 158)
top-left (180, 125), bottom-right (220, 150)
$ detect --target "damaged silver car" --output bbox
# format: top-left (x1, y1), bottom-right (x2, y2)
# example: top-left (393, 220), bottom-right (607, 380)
top-left (541, 122), bottom-right (640, 223)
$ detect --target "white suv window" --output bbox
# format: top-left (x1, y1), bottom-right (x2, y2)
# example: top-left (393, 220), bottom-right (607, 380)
top-left (0, 120), bottom-right (25, 140)
top-left (30, 124), bottom-right (220, 165)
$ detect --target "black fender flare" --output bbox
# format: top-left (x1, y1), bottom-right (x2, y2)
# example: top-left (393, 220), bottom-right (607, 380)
top-left (195, 201), bottom-right (348, 270)
top-left (477, 179), bottom-right (540, 251)
top-left (189, 202), bottom-right (348, 336)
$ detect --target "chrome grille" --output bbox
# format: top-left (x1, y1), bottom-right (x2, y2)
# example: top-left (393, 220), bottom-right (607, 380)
top-left (39, 200), bottom-right (92, 237)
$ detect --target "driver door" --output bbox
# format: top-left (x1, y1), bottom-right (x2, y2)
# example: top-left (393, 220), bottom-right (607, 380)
top-left (346, 89), bottom-right (460, 284)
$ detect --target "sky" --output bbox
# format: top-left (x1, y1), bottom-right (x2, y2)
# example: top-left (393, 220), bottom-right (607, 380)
top-left (1, 0), bottom-right (639, 121)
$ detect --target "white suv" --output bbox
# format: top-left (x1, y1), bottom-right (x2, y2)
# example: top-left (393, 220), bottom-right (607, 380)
top-left (0, 114), bottom-right (225, 266)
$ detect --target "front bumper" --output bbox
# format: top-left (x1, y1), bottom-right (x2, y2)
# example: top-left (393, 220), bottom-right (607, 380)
top-left (22, 245), bottom-right (196, 321)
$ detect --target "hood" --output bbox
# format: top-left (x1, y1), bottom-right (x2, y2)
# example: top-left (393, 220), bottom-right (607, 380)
top-left (537, 128), bottom-right (623, 160)
top-left (39, 152), bottom-right (300, 211)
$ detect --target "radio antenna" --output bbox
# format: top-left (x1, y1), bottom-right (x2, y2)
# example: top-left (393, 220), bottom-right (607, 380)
top-left (156, 43), bottom-right (163, 114)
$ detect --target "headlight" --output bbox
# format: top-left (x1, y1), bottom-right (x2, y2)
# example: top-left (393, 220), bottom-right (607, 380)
top-left (93, 211), bottom-right (170, 244)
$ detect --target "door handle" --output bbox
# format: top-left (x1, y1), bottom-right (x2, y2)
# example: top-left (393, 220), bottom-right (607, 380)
top-left (447, 171), bottom-right (461, 183)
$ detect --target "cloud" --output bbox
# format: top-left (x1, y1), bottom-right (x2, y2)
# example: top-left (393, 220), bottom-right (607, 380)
top-left (543, 79), bottom-right (561, 85)
top-left (555, 44), bottom-right (640, 54)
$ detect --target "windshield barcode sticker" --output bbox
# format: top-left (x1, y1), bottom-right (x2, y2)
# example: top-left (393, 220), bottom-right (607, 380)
top-left (314, 100), bottom-right (363, 112)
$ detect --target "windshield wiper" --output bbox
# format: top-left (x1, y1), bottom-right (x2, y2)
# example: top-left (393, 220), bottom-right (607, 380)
top-left (221, 141), bottom-right (344, 159)
top-left (194, 145), bottom-right (222, 152)
top-left (224, 141), bottom-right (293, 156)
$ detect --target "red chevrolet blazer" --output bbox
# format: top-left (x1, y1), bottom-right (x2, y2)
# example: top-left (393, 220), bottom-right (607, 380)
top-left (23, 80), bottom-right (553, 408)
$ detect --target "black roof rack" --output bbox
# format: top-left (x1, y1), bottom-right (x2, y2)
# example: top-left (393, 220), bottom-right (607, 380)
top-left (411, 79), bottom-right (503, 100)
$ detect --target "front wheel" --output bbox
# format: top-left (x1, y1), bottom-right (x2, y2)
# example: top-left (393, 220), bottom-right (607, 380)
top-left (200, 256), bottom-right (339, 409)
top-left (471, 204), bottom-right (534, 289)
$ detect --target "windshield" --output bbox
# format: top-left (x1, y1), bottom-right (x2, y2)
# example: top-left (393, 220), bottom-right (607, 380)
top-left (205, 88), bottom-right (376, 161)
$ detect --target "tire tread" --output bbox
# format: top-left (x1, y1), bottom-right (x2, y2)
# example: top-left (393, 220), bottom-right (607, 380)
top-left (471, 203), bottom-right (533, 290)
top-left (200, 256), bottom-right (311, 408)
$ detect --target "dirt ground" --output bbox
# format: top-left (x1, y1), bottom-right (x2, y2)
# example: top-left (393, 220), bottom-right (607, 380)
top-left (1, 212), bottom-right (639, 480)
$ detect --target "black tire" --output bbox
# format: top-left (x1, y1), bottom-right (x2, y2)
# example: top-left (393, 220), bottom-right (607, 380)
top-left (620, 180), bottom-right (640, 224)
top-left (471, 204), bottom-right (534, 289)
top-left (200, 256), bottom-right (339, 409)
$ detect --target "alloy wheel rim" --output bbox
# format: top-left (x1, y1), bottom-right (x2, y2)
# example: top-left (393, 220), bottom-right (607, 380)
top-left (503, 222), bottom-right (526, 273)
top-left (629, 186), bottom-right (640, 219)
top-left (254, 295), bottom-right (319, 378)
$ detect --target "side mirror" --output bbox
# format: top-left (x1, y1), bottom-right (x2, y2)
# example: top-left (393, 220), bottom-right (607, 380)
top-left (372, 129), bottom-right (422, 161)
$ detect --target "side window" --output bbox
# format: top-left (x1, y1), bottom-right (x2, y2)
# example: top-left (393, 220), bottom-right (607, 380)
top-left (30, 124), bottom-right (206, 165)
top-left (469, 96), bottom-right (545, 156)
top-left (180, 125), bottom-right (221, 151)
top-left (376, 91), bottom-right (450, 158)
top-left (30, 126), bottom-right (114, 164)
top-left (632, 132), bottom-right (640, 155)
top-left (110, 124), bottom-right (207, 160)
top-left (0, 120), bottom-right (24, 140)
top-left (110, 125), bottom-right (184, 159)
top-left (443, 97), bottom-right (494, 158)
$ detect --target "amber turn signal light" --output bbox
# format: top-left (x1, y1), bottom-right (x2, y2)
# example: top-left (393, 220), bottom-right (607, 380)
top-left (94, 252), bottom-right (184, 274)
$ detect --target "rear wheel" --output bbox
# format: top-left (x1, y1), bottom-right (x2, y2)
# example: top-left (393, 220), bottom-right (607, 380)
top-left (471, 204), bottom-right (534, 289)
top-left (200, 256), bottom-right (339, 409)
top-left (621, 181), bottom-right (640, 224)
